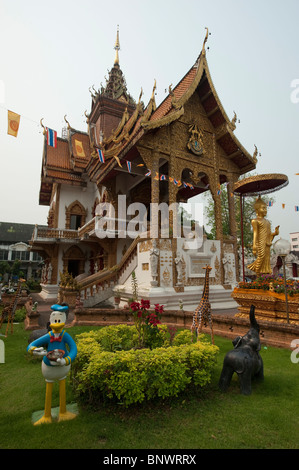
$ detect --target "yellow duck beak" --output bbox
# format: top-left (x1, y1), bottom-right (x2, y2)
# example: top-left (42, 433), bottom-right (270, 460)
top-left (50, 322), bottom-right (65, 333)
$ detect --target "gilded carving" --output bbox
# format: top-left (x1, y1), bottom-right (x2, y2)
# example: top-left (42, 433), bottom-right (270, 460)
top-left (187, 124), bottom-right (204, 156)
top-left (139, 240), bottom-right (152, 252)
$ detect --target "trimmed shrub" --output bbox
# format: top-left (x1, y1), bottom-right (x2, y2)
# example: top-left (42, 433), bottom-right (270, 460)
top-left (72, 325), bottom-right (219, 407)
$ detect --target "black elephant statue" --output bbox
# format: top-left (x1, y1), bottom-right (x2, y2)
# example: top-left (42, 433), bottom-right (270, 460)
top-left (219, 305), bottom-right (264, 395)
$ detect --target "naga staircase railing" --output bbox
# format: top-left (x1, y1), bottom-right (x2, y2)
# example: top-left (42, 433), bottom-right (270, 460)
top-left (78, 236), bottom-right (143, 302)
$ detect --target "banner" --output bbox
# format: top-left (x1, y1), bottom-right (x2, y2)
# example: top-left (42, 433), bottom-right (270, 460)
top-left (97, 148), bottom-right (105, 163)
top-left (46, 128), bottom-right (57, 148)
top-left (74, 139), bottom-right (85, 157)
top-left (7, 110), bottom-right (20, 137)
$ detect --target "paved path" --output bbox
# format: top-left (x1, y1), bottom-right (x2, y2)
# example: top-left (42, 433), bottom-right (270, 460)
top-left (30, 293), bottom-right (75, 328)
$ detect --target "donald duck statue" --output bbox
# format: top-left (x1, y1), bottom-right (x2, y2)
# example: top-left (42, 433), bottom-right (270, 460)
top-left (27, 304), bottom-right (77, 425)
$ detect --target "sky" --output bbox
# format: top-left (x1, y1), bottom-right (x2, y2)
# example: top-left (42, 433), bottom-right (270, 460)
top-left (0, 0), bottom-right (298, 241)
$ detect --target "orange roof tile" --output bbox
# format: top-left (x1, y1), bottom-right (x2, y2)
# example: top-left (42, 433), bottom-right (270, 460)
top-left (46, 138), bottom-right (71, 170)
top-left (45, 169), bottom-right (84, 183)
top-left (150, 66), bottom-right (197, 122)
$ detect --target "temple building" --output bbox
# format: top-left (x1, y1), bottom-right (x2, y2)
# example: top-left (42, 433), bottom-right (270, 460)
top-left (30, 28), bottom-right (257, 310)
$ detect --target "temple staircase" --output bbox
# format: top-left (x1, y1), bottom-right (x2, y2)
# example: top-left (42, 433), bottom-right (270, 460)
top-left (77, 237), bottom-right (139, 307)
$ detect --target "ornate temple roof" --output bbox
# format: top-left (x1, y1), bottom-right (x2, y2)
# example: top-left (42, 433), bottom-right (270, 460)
top-left (38, 28), bottom-right (257, 205)
top-left (90, 29), bottom-right (256, 185)
top-left (89, 27), bottom-right (136, 111)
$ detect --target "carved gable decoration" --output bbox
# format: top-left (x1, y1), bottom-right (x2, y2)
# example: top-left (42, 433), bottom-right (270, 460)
top-left (187, 124), bottom-right (205, 156)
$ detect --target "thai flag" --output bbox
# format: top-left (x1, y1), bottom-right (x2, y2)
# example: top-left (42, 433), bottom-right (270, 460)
top-left (97, 149), bottom-right (105, 163)
top-left (46, 128), bottom-right (57, 148)
top-left (268, 201), bottom-right (273, 207)
top-left (295, 206), bottom-right (299, 212)
top-left (126, 161), bottom-right (131, 172)
top-left (145, 170), bottom-right (151, 177)
top-left (174, 179), bottom-right (179, 185)
top-left (160, 174), bottom-right (166, 181)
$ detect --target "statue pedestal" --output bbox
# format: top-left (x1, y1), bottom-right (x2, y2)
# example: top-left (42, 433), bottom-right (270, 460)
top-left (39, 284), bottom-right (59, 300)
top-left (232, 288), bottom-right (299, 323)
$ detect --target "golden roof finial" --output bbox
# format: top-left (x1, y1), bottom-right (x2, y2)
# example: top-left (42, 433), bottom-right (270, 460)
top-left (114, 25), bottom-right (120, 65)
top-left (40, 118), bottom-right (46, 135)
top-left (202, 27), bottom-right (210, 55)
top-left (64, 115), bottom-right (71, 129)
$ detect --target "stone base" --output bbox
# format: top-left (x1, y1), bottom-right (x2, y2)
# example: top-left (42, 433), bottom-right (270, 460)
top-left (117, 284), bottom-right (237, 311)
top-left (31, 403), bottom-right (78, 425)
top-left (58, 290), bottom-right (79, 308)
top-left (24, 312), bottom-right (40, 330)
top-left (39, 284), bottom-right (59, 300)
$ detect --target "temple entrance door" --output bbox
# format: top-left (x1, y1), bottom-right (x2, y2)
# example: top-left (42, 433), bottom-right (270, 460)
top-left (68, 259), bottom-right (80, 278)
top-left (293, 263), bottom-right (298, 278)
top-left (63, 245), bottom-right (85, 278)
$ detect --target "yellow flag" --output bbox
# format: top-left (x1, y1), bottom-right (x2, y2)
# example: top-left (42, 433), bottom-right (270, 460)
top-left (74, 139), bottom-right (85, 157)
top-left (7, 110), bottom-right (20, 137)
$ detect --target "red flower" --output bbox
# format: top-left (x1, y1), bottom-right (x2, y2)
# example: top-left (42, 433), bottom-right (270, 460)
top-left (147, 312), bottom-right (161, 327)
top-left (141, 299), bottom-right (150, 310)
top-left (154, 303), bottom-right (164, 314)
top-left (130, 301), bottom-right (140, 312)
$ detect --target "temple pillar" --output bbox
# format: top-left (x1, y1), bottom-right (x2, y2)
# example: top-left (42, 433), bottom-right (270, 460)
top-left (150, 152), bottom-right (160, 238)
top-left (168, 154), bottom-right (180, 287)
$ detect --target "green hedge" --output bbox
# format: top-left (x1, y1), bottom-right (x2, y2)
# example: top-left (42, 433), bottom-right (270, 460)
top-left (72, 325), bottom-right (219, 407)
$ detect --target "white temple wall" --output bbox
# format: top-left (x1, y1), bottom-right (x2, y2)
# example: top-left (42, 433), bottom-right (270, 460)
top-left (57, 182), bottom-right (100, 229)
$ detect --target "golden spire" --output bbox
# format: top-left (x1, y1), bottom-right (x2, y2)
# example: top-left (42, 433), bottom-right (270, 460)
top-left (114, 25), bottom-right (120, 65)
top-left (201, 27), bottom-right (210, 55)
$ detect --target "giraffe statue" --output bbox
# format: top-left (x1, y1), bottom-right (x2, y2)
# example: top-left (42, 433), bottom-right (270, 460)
top-left (0, 278), bottom-right (26, 336)
top-left (191, 265), bottom-right (214, 344)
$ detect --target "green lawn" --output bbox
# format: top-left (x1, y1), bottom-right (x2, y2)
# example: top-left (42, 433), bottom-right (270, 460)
top-left (0, 323), bottom-right (298, 449)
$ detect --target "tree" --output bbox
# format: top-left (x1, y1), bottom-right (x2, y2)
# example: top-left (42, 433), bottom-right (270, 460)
top-left (203, 183), bottom-right (273, 256)
top-left (11, 259), bottom-right (21, 278)
top-left (0, 261), bottom-right (11, 278)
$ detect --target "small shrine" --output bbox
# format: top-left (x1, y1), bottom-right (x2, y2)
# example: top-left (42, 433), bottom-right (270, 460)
top-left (30, 28), bottom-right (258, 311)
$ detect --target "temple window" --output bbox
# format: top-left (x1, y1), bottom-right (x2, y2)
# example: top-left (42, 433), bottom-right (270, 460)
top-left (70, 214), bottom-right (82, 230)
top-left (65, 200), bottom-right (87, 230)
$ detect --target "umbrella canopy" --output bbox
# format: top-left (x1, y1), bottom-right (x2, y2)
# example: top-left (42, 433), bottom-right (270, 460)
top-left (233, 173), bottom-right (289, 197)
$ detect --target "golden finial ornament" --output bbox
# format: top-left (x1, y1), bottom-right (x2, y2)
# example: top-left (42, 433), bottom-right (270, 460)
top-left (138, 87), bottom-right (143, 104)
top-left (202, 27), bottom-right (210, 55)
top-left (40, 118), bottom-right (46, 135)
top-left (253, 145), bottom-right (258, 164)
top-left (64, 115), bottom-right (71, 129)
top-left (114, 25), bottom-right (120, 65)
top-left (151, 80), bottom-right (156, 100)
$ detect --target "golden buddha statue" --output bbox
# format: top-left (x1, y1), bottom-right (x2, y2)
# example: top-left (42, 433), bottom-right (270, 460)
top-left (247, 196), bottom-right (279, 275)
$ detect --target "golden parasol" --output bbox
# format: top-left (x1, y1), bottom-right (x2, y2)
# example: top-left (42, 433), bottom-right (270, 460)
top-left (233, 173), bottom-right (289, 281)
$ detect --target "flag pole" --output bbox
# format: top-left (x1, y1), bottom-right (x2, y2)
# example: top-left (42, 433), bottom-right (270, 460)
top-left (240, 194), bottom-right (245, 282)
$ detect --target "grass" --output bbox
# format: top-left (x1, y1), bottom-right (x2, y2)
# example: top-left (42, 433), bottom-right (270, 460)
top-left (0, 323), bottom-right (299, 449)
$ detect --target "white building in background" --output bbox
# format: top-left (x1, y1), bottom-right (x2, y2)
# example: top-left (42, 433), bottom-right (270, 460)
top-left (0, 222), bottom-right (44, 281)
top-left (290, 232), bottom-right (299, 251)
